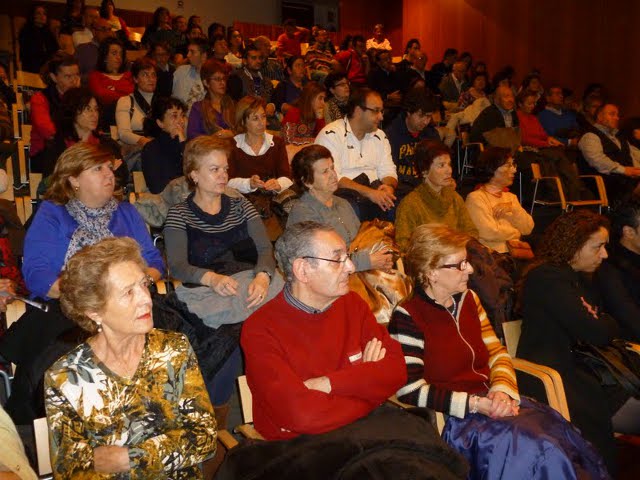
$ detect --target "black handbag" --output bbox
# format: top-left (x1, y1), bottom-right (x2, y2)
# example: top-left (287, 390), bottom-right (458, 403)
top-left (572, 340), bottom-right (640, 399)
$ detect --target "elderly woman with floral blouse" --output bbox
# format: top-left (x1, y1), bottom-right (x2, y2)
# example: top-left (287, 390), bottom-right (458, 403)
top-left (45, 237), bottom-right (216, 478)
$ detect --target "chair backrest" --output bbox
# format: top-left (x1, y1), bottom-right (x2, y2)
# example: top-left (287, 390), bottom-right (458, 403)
top-left (34, 416), bottom-right (53, 476)
top-left (237, 375), bottom-right (253, 424)
top-left (0, 369), bottom-right (10, 406)
top-left (530, 163), bottom-right (542, 180)
top-left (29, 172), bottom-right (43, 200)
top-left (503, 320), bottom-right (523, 357)
top-left (16, 70), bottom-right (47, 90)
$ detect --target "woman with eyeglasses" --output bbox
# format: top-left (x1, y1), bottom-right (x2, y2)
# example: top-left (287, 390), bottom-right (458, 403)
top-left (465, 147), bottom-right (533, 253)
top-left (395, 139), bottom-right (478, 252)
top-left (323, 73), bottom-right (350, 124)
top-left (187, 59), bottom-right (235, 140)
top-left (388, 223), bottom-right (608, 479)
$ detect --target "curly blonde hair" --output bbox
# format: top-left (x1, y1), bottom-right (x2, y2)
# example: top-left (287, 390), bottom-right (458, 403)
top-left (59, 237), bottom-right (147, 334)
top-left (44, 143), bottom-right (115, 205)
top-left (405, 223), bottom-right (471, 287)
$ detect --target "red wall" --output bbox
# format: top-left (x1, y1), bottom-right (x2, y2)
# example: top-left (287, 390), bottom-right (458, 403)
top-left (402, 0), bottom-right (640, 115)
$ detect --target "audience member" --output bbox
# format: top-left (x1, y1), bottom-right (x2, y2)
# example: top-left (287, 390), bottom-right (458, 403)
top-left (175, 25), bottom-right (206, 60)
top-left (304, 27), bottom-right (334, 82)
top-left (489, 65), bottom-right (516, 95)
top-left (18, 5), bottom-right (59, 74)
top-left (315, 88), bottom-right (398, 221)
top-left (390, 223), bottom-right (608, 479)
top-left (210, 34), bottom-right (231, 68)
top-left (596, 198), bottom-right (640, 342)
top-left (172, 37), bottom-right (208, 111)
top-left (99, 0), bottom-right (129, 44)
top-left (149, 41), bottom-right (175, 97)
top-left (465, 147), bottom-right (534, 252)
top-left (188, 60), bottom-right (235, 140)
top-left (253, 35), bottom-right (285, 82)
top-left (272, 55), bottom-right (306, 114)
top-left (142, 97), bottom-right (187, 193)
top-left (333, 35), bottom-right (369, 87)
top-left (45, 237), bottom-right (215, 478)
top-left (385, 87), bottom-right (440, 199)
top-left (429, 48), bottom-right (458, 92)
top-left (228, 96), bottom-right (291, 200)
top-left (282, 81), bottom-right (326, 146)
top-left (395, 140), bottom-right (478, 251)
top-left (227, 44), bottom-right (275, 113)
top-left (366, 23), bottom-right (392, 51)
top-left (517, 90), bottom-right (587, 200)
top-left (30, 54), bottom-right (80, 165)
top-left (164, 136), bottom-right (284, 418)
top-left (395, 38), bottom-right (421, 72)
top-left (518, 210), bottom-right (640, 473)
top-left (141, 7), bottom-right (173, 47)
top-left (36, 87), bottom-right (125, 182)
top-left (115, 57), bottom-right (157, 155)
top-left (88, 37), bottom-right (134, 126)
top-left (0, 405), bottom-right (38, 480)
top-left (207, 22), bottom-right (225, 41)
top-left (323, 73), bottom-right (350, 124)
top-left (398, 50), bottom-right (428, 94)
top-left (578, 103), bottom-right (640, 206)
top-left (287, 145), bottom-right (394, 272)
top-left (457, 72), bottom-right (488, 109)
top-left (75, 17), bottom-right (114, 82)
top-left (241, 221), bottom-right (405, 439)
top-left (367, 50), bottom-right (402, 106)
top-left (439, 61), bottom-right (469, 105)
top-left (72, 6), bottom-right (99, 47)
top-left (469, 85), bottom-right (518, 144)
top-left (277, 19), bottom-right (309, 58)
top-left (537, 86), bottom-right (580, 146)
top-left (61, 0), bottom-right (85, 35)
top-left (519, 73), bottom-right (545, 113)
top-left (577, 93), bottom-right (604, 131)
top-left (187, 15), bottom-right (202, 30)
top-left (0, 63), bottom-right (16, 107)
top-left (225, 29), bottom-right (245, 69)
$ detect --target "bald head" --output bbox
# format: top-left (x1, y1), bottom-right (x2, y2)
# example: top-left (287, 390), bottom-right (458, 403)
top-left (495, 85), bottom-right (515, 111)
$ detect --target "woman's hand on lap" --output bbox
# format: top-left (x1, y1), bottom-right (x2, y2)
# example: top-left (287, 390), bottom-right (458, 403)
top-left (246, 273), bottom-right (270, 308)
top-left (487, 391), bottom-right (518, 418)
top-left (209, 273), bottom-right (239, 296)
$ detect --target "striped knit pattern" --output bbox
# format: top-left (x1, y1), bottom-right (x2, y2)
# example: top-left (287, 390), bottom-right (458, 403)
top-left (389, 289), bottom-right (519, 419)
top-left (164, 195), bottom-right (259, 233)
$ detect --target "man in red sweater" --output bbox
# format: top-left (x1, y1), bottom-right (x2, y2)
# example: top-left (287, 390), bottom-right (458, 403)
top-left (241, 221), bottom-right (406, 440)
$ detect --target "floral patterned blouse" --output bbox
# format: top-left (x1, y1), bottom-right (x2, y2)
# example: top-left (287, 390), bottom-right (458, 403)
top-left (44, 329), bottom-right (216, 479)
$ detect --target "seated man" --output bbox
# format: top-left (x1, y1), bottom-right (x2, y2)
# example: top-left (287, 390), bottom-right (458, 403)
top-left (315, 88), bottom-right (398, 221)
top-left (469, 85), bottom-right (518, 144)
top-left (277, 19), bottom-right (309, 58)
top-left (429, 48), bottom-right (458, 93)
top-left (398, 50), bottom-right (428, 94)
top-left (228, 43), bottom-right (274, 104)
top-left (578, 103), bottom-right (640, 205)
top-left (384, 87), bottom-right (440, 200)
top-left (537, 85), bottom-right (581, 147)
top-left (438, 61), bottom-right (469, 106)
top-left (367, 50), bottom-right (402, 107)
top-left (596, 198), bottom-right (640, 342)
top-left (241, 221), bottom-right (407, 440)
top-left (254, 35), bottom-right (285, 82)
top-left (333, 35), bottom-right (368, 87)
top-left (304, 27), bottom-right (334, 83)
top-left (172, 37), bottom-right (208, 111)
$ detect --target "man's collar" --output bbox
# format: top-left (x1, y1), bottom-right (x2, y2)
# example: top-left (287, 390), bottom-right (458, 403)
top-left (495, 104), bottom-right (513, 115)
top-left (283, 282), bottom-right (333, 314)
top-left (595, 123), bottom-right (618, 136)
top-left (545, 105), bottom-right (563, 114)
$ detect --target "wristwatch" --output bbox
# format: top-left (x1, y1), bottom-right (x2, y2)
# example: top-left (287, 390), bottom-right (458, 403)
top-left (258, 271), bottom-right (272, 284)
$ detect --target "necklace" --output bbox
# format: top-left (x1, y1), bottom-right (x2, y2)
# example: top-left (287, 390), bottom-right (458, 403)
top-left (482, 185), bottom-right (503, 198)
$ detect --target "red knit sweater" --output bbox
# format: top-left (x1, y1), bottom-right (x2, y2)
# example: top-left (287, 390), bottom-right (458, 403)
top-left (88, 71), bottom-right (134, 106)
top-left (517, 110), bottom-right (550, 148)
top-left (241, 290), bottom-right (406, 440)
top-left (229, 135), bottom-right (291, 180)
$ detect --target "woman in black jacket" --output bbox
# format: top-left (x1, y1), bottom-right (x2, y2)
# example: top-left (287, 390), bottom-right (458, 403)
top-left (518, 209), bottom-right (639, 474)
top-left (18, 5), bottom-right (59, 74)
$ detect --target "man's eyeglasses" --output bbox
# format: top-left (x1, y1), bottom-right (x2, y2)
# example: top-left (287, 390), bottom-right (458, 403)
top-left (438, 259), bottom-right (470, 271)
top-left (302, 253), bottom-right (353, 266)
top-left (360, 106), bottom-right (384, 114)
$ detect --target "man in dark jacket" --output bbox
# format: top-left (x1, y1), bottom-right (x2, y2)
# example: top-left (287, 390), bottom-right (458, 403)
top-left (469, 85), bottom-right (518, 144)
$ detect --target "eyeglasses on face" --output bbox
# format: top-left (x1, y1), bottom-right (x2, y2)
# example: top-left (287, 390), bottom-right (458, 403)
top-left (360, 105), bottom-right (384, 114)
top-left (438, 259), bottom-right (470, 271)
top-left (302, 253), bottom-right (353, 266)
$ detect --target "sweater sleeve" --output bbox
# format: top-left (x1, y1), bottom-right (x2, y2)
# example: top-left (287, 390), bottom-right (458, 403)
top-left (163, 208), bottom-right (210, 284)
top-left (187, 102), bottom-right (207, 139)
top-left (394, 196), bottom-right (427, 252)
top-left (388, 305), bottom-right (469, 418)
top-left (246, 215), bottom-right (276, 276)
top-left (506, 194), bottom-right (534, 235)
top-left (470, 290), bottom-right (520, 402)
top-left (115, 95), bottom-right (144, 145)
top-left (519, 112), bottom-right (550, 148)
top-left (30, 93), bottom-right (56, 147)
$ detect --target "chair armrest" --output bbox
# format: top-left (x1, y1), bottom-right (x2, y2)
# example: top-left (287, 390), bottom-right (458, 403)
top-left (235, 423), bottom-right (264, 441)
top-left (512, 358), bottom-right (570, 421)
top-left (217, 429), bottom-right (239, 450)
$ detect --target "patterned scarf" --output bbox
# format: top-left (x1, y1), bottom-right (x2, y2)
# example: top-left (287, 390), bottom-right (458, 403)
top-left (63, 197), bottom-right (118, 265)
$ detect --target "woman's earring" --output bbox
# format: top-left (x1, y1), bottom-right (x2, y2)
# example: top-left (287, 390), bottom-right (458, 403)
top-left (74, 186), bottom-right (79, 192)
top-left (96, 322), bottom-right (102, 333)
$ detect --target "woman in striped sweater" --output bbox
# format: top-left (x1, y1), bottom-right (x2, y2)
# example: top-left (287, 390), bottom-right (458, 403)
top-left (388, 223), bottom-right (608, 479)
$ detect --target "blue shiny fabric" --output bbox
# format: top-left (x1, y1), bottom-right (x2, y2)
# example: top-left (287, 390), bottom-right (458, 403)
top-left (442, 397), bottom-right (610, 479)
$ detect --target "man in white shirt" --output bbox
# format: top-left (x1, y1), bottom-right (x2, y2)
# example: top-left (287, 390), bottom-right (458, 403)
top-left (172, 37), bottom-right (208, 112)
top-left (315, 88), bottom-right (398, 220)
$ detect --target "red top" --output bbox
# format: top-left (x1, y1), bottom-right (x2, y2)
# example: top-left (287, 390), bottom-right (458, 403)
top-left (282, 107), bottom-right (326, 145)
top-left (241, 291), bottom-right (406, 440)
top-left (517, 110), bottom-right (550, 148)
top-left (229, 135), bottom-right (291, 180)
top-left (334, 50), bottom-right (366, 85)
top-left (30, 91), bottom-right (56, 156)
top-left (277, 31), bottom-right (306, 57)
top-left (88, 70), bottom-right (134, 106)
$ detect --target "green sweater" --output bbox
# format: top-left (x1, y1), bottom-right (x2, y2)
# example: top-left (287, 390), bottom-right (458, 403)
top-left (395, 183), bottom-right (478, 251)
